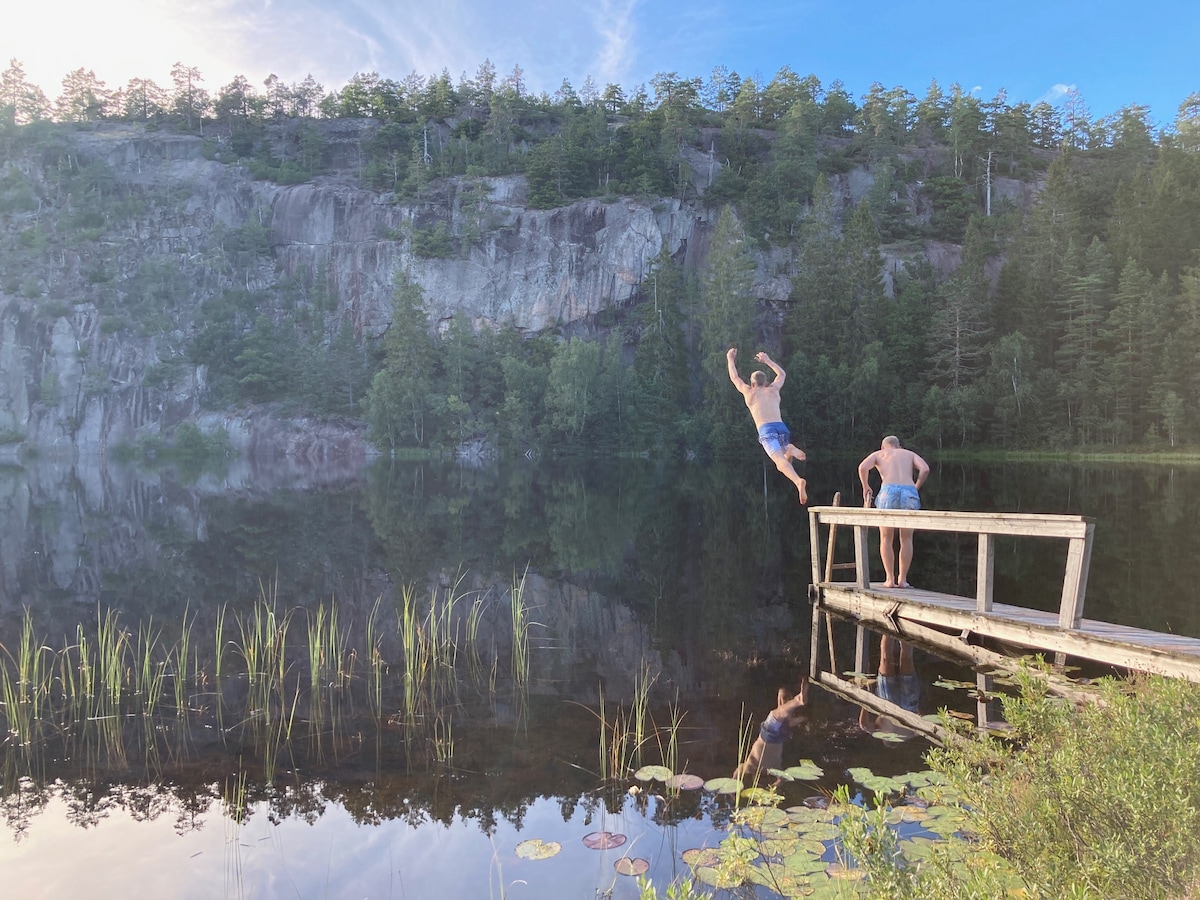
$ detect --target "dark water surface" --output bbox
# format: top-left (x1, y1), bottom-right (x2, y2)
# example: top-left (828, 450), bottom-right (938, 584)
top-left (0, 454), bottom-right (1194, 897)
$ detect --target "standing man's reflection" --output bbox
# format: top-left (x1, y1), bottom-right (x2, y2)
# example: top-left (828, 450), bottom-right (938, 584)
top-left (859, 636), bottom-right (922, 739)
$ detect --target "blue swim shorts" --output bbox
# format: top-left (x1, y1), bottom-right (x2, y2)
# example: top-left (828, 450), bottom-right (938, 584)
top-left (756, 422), bottom-right (791, 457)
top-left (758, 713), bottom-right (791, 745)
top-left (876, 672), bottom-right (922, 713)
top-left (875, 484), bottom-right (921, 510)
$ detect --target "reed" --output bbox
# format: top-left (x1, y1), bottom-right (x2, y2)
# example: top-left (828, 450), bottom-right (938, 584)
top-left (630, 662), bottom-right (658, 769)
top-left (171, 603), bottom-right (194, 718)
top-left (509, 569), bottom-right (530, 689)
top-left (365, 595), bottom-right (384, 720)
top-left (398, 583), bottom-right (427, 721)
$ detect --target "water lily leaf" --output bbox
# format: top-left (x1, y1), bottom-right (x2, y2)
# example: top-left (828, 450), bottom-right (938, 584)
top-left (759, 835), bottom-right (802, 857)
top-left (846, 766), bottom-right (875, 783)
top-left (681, 847), bottom-right (721, 868)
top-left (933, 677), bottom-right (975, 690)
top-left (704, 776), bottom-right (742, 794)
top-left (614, 857), bottom-right (649, 876)
top-left (786, 806), bottom-right (834, 825)
top-left (862, 774), bottom-right (907, 794)
top-left (735, 805), bottom-right (789, 829)
top-left (826, 862), bottom-right (866, 881)
top-left (788, 822), bottom-right (840, 841)
top-left (872, 729), bottom-right (909, 742)
top-left (740, 786), bottom-right (784, 805)
top-left (583, 831), bottom-right (627, 850)
top-left (693, 865), bottom-right (742, 889)
top-left (515, 838), bottom-right (561, 860)
top-left (782, 851), bottom-right (829, 875)
top-left (901, 770), bottom-right (946, 788)
top-left (634, 764), bottom-right (673, 782)
top-left (777, 759), bottom-right (824, 780)
top-left (666, 773), bottom-right (704, 790)
top-left (753, 862), bottom-right (820, 894)
top-left (899, 837), bottom-right (941, 860)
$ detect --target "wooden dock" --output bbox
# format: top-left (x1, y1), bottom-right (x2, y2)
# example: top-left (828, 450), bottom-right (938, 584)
top-left (806, 504), bottom-right (1200, 684)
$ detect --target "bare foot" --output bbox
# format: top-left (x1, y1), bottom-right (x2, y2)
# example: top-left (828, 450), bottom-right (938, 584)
top-left (898, 582), bottom-right (911, 589)
top-left (881, 581), bottom-right (897, 588)
top-left (797, 480), bottom-right (808, 505)
top-left (787, 444), bottom-right (806, 462)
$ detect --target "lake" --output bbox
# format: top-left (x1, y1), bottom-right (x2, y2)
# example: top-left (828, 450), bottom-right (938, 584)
top-left (0, 453), bottom-right (1194, 898)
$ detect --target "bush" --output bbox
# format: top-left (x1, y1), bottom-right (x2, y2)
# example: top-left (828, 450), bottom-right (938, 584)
top-left (922, 672), bottom-right (1200, 899)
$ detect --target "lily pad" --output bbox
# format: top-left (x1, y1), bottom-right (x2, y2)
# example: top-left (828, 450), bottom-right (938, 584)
top-left (773, 758), bottom-right (824, 781)
top-left (614, 857), bottom-right (649, 876)
top-left (515, 838), bottom-right (561, 860)
top-left (693, 865), bottom-right (742, 889)
top-left (788, 821), bottom-right (840, 841)
top-left (734, 805), bottom-right (789, 830)
top-left (583, 831), bottom-right (627, 850)
top-left (782, 850), bottom-right (829, 875)
top-left (740, 786), bottom-right (785, 805)
top-left (681, 847), bottom-right (722, 868)
top-left (666, 773), bottom-right (704, 790)
top-left (703, 776), bottom-right (742, 794)
top-left (634, 764), bottom-right (673, 782)
top-left (827, 862), bottom-right (867, 881)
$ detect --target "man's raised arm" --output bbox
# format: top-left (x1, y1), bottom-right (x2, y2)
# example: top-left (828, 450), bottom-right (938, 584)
top-left (756, 352), bottom-right (785, 388)
top-left (727, 348), bottom-right (747, 389)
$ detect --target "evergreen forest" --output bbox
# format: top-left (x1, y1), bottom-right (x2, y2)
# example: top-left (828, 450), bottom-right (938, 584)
top-left (3, 57), bottom-right (1200, 456)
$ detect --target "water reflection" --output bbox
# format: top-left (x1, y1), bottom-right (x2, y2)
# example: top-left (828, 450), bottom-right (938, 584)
top-left (0, 455), bottom-right (1195, 896)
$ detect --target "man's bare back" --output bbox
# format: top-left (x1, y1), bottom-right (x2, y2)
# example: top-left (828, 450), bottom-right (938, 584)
top-left (863, 445), bottom-right (928, 487)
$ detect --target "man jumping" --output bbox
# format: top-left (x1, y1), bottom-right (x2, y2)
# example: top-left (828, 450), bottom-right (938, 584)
top-left (727, 347), bottom-right (808, 504)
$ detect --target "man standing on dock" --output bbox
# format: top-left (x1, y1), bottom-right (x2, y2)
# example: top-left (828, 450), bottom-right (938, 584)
top-left (727, 347), bottom-right (808, 504)
top-left (858, 436), bottom-right (930, 588)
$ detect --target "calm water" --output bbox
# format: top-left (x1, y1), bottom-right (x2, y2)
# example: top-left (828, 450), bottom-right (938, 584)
top-left (0, 453), bottom-right (1195, 898)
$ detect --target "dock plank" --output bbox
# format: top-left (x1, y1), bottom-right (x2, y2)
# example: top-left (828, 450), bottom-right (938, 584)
top-left (816, 582), bottom-right (1200, 682)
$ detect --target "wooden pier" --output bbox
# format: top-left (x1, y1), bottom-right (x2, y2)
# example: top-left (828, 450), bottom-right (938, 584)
top-left (806, 503), bottom-right (1200, 684)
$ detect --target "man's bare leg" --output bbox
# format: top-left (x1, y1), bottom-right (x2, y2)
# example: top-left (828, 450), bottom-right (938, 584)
top-left (771, 454), bottom-right (808, 504)
top-left (897, 528), bottom-right (915, 588)
top-left (878, 526), bottom-right (897, 587)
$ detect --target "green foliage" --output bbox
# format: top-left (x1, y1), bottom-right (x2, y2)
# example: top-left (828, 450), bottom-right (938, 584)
top-left (366, 273), bottom-right (439, 449)
top-left (925, 673), bottom-right (1200, 899)
top-left (410, 221), bottom-right (456, 258)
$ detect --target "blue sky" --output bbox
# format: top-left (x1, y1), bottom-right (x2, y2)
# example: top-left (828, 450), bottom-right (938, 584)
top-left (5, 0), bottom-right (1197, 127)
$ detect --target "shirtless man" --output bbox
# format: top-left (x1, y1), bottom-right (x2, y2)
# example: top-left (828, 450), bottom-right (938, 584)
top-left (858, 436), bottom-right (930, 588)
top-left (726, 348), bottom-right (807, 504)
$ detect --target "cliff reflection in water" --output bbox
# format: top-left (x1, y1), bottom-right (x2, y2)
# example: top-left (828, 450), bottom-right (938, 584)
top-left (0, 453), bottom-right (822, 841)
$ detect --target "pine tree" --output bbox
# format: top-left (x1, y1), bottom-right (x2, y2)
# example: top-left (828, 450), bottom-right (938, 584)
top-left (699, 206), bottom-right (757, 455)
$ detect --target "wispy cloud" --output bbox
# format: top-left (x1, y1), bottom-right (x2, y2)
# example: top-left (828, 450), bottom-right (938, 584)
top-left (1038, 83), bottom-right (1077, 106)
top-left (590, 0), bottom-right (639, 85)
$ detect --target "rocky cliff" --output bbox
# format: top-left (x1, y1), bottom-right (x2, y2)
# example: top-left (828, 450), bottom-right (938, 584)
top-left (0, 121), bottom-right (1011, 458)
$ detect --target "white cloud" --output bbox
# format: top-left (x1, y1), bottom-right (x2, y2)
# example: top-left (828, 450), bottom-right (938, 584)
top-left (590, 0), bottom-right (639, 85)
top-left (1038, 83), bottom-right (1077, 105)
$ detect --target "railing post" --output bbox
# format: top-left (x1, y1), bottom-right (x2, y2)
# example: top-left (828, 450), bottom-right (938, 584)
top-left (976, 533), bottom-right (995, 612)
top-left (809, 509), bottom-right (823, 589)
top-left (1058, 523), bottom-right (1095, 629)
top-left (853, 524), bottom-right (870, 589)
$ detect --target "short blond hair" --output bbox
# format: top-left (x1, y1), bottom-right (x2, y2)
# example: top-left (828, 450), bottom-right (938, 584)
top-left (883, 435), bottom-right (900, 448)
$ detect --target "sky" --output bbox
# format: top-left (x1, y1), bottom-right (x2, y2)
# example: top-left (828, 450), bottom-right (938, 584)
top-left (4, 0), bottom-right (1198, 127)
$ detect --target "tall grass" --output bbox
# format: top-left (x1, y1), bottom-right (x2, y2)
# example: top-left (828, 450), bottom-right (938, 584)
top-left (0, 569), bottom-right (537, 780)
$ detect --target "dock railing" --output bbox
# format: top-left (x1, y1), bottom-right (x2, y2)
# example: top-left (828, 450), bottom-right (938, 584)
top-left (807, 507), bottom-right (1096, 629)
